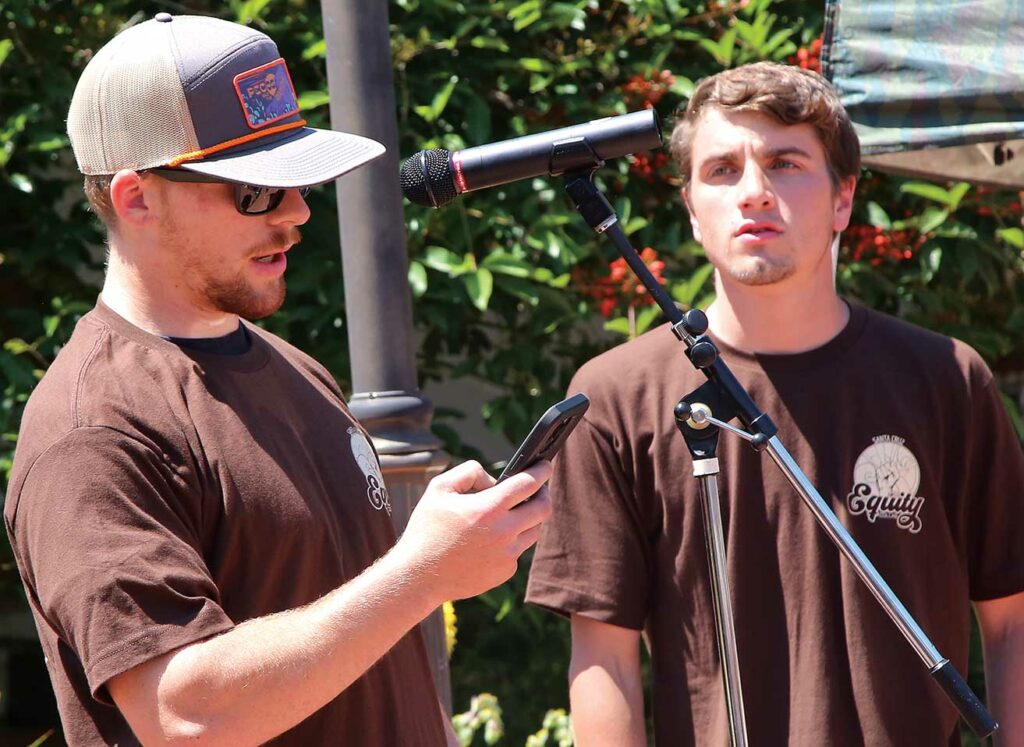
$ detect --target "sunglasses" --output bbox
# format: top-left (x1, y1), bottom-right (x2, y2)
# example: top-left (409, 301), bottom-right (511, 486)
top-left (147, 168), bottom-right (312, 216)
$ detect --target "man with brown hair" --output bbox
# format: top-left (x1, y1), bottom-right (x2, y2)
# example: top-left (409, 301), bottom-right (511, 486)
top-left (6, 14), bottom-right (552, 746)
top-left (527, 62), bottom-right (1024, 745)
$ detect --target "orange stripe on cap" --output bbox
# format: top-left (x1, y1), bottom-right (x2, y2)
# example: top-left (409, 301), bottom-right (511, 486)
top-left (166, 119), bottom-right (308, 167)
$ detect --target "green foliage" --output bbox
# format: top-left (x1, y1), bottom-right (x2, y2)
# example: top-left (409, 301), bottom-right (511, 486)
top-left (1, 0), bottom-right (1021, 743)
top-left (526, 708), bottom-right (573, 747)
top-left (838, 173), bottom-right (1024, 368)
top-left (392, 0), bottom-right (822, 448)
top-left (452, 694), bottom-right (573, 746)
top-left (453, 692), bottom-right (504, 746)
top-left (450, 553), bottom-right (573, 744)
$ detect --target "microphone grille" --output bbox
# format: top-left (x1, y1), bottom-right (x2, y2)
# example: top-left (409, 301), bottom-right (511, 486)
top-left (400, 149), bottom-right (458, 208)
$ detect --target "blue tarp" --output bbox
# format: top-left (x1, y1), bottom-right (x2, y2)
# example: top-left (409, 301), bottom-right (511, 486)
top-left (823, 0), bottom-right (1024, 188)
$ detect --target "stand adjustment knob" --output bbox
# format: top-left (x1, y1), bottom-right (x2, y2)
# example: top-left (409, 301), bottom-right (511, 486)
top-left (684, 308), bottom-right (709, 335)
top-left (751, 433), bottom-right (770, 452)
top-left (690, 340), bottom-right (718, 368)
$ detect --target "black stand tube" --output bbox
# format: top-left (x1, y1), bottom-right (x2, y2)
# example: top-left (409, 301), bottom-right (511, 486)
top-left (563, 170), bottom-right (998, 739)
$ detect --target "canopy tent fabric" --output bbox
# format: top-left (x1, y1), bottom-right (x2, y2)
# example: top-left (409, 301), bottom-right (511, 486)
top-left (822, 0), bottom-right (1024, 189)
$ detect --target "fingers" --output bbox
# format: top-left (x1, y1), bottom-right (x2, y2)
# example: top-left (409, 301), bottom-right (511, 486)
top-left (513, 523), bottom-right (543, 557)
top-left (509, 488), bottom-right (551, 555)
top-left (430, 460), bottom-right (495, 495)
top-left (505, 484), bottom-right (552, 536)
top-left (491, 460), bottom-right (554, 509)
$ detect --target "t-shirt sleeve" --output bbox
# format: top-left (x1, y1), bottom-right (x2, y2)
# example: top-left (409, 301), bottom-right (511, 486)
top-left (963, 369), bottom-right (1024, 601)
top-left (526, 398), bottom-right (653, 630)
top-left (9, 426), bottom-right (234, 701)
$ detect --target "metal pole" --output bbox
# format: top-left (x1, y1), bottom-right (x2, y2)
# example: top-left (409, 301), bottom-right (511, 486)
top-left (764, 438), bottom-right (942, 666)
top-left (676, 400), bottom-right (749, 746)
top-left (695, 462), bottom-right (749, 747)
top-left (319, 0), bottom-right (451, 710)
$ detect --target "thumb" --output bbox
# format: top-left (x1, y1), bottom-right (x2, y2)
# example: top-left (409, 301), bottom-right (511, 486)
top-left (429, 460), bottom-right (494, 495)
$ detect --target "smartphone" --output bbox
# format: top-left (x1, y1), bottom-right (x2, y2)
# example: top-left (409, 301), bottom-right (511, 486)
top-left (497, 393), bottom-right (590, 481)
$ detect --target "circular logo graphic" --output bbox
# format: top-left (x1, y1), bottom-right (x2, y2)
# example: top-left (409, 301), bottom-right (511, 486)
top-left (852, 439), bottom-right (921, 498)
top-left (349, 426), bottom-right (391, 514)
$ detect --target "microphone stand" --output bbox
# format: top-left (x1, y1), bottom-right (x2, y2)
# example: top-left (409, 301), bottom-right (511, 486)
top-left (560, 166), bottom-right (998, 740)
top-left (674, 394), bottom-right (753, 747)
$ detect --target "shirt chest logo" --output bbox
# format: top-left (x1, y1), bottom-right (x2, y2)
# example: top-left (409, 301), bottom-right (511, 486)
top-left (348, 427), bottom-right (391, 516)
top-left (846, 435), bottom-right (925, 533)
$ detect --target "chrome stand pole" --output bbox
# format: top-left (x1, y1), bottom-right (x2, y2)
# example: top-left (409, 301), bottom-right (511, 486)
top-left (694, 454), bottom-right (749, 747)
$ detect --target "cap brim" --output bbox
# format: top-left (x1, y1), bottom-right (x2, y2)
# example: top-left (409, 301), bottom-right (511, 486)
top-left (179, 127), bottom-right (386, 188)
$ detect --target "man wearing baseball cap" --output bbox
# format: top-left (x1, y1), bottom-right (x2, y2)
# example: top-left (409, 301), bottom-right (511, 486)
top-left (4, 13), bottom-right (552, 746)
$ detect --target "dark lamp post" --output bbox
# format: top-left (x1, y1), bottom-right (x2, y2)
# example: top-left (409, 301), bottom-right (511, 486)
top-left (319, 0), bottom-right (452, 710)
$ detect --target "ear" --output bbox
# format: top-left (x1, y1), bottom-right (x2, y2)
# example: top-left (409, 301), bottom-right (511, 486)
top-left (831, 176), bottom-right (857, 233)
top-left (109, 170), bottom-right (156, 227)
top-left (681, 187), bottom-right (703, 244)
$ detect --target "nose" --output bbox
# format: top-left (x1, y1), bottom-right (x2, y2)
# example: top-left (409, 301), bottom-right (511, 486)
top-left (737, 162), bottom-right (774, 211)
top-left (270, 186), bottom-right (312, 227)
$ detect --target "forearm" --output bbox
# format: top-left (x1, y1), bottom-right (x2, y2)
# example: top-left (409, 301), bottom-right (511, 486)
top-left (567, 618), bottom-right (646, 747)
top-left (984, 626), bottom-right (1024, 746)
top-left (975, 592), bottom-right (1024, 747)
top-left (569, 662), bottom-right (646, 746)
top-left (122, 547), bottom-right (438, 746)
top-left (109, 459), bottom-right (553, 746)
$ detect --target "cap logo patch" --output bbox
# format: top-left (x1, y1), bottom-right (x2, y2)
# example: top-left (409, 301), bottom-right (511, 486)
top-left (233, 58), bottom-right (299, 129)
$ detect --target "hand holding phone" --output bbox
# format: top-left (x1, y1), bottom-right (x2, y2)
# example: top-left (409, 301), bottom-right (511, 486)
top-left (498, 393), bottom-right (590, 482)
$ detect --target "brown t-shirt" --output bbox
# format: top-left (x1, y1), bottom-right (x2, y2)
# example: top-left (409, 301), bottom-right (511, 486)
top-left (527, 302), bottom-right (1024, 746)
top-left (5, 302), bottom-right (446, 746)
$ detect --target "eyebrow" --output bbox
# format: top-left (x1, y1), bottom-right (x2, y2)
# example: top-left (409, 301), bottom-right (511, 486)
top-left (699, 146), bottom-right (815, 169)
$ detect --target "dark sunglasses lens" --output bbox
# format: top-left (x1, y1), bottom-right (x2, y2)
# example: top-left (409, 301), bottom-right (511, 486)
top-left (234, 185), bottom-right (275, 215)
top-left (236, 185), bottom-right (258, 214)
top-left (234, 185), bottom-right (308, 215)
top-left (265, 189), bottom-right (286, 213)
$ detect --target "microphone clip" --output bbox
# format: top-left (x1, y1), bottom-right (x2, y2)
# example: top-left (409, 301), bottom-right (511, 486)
top-left (548, 137), bottom-right (605, 177)
top-left (563, 170), bottom-right (617, 234)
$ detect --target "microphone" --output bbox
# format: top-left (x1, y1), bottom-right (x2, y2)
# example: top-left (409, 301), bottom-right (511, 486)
top-left (400, 109), bottom-right (663, 208)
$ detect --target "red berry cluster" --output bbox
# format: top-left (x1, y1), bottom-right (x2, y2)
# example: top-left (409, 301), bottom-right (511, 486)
top-left (972, 187), bottom-right (1023, 218)
top-left (577, 248), bottom-right (667, 318)
top-left (629, 151), bottom-right (670, 183)
top-left (789, 38), bottom-right (823, 73)
top-left (844, 224), bottom-right (925, 266)
top-left (975, 202), bottom-right (1022, 218)
top-left (622, 70), bottom-right (676, 109)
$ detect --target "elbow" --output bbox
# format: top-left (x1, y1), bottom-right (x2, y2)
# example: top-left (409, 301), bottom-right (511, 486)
top-left (150, 684), bottom-right (244, 747)
top-left (109, 644), bottom-right (249, 746)
top-left (156, 720), bottom-right (213, 746)
top-left (127, 704), bottom-right (218, 747)
top-left (134, 713), bottom-right (238, 747)
top-left (113, 675), bottom-right (236, 746)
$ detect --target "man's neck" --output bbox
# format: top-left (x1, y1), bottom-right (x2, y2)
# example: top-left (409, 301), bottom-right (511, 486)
top-left (101, 249), bottom-right (240, 339)
top-left (705, 278), bottom-right (849, 355)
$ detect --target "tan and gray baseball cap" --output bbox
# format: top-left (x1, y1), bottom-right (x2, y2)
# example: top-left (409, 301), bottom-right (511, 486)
top-left (67, 13), bottom-right (384, 188)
